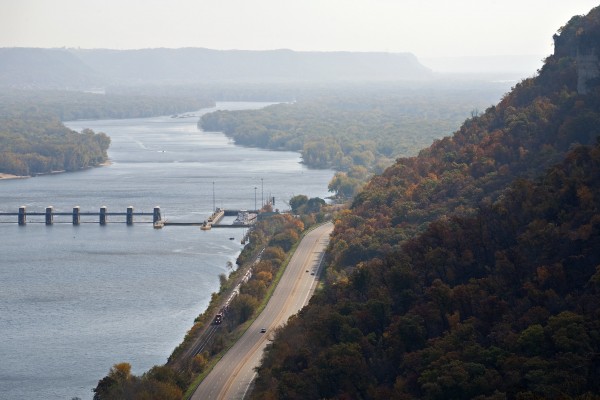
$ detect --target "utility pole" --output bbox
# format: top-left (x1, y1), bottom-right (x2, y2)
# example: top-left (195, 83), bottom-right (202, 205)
top-left (254, 187), bottom-right (257, 211)
top-left (212, 181), bottom-right (215, 211)
top-left (261, 178), bottom-right (264, 208)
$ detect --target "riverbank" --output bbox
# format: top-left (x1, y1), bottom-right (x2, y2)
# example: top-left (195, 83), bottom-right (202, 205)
top-left (188, 221), bottom-right (333, 399)
top-left (0, 160), bottom-right (113, 181)
top-left (91, 212), bottom-right (332, 399)
top-left (0, 173), bottom-right (28, 180)
top-left (0, 104), bottom-right (334, 400)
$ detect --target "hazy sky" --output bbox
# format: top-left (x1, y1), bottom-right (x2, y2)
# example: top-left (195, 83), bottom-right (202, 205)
top-left (1, 0), bottom-right (598, 57)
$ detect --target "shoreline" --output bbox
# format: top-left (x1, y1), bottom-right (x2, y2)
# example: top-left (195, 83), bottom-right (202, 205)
top-left (0, 160), bottom-right (113, 181)
top-left (0, 173), bottom-right (29, 180)
top-left (3, 105), bottom-right (332, 399)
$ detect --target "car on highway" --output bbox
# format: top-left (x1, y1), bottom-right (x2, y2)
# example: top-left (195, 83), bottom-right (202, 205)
top-left (260, 328), bottom-right (266, 333)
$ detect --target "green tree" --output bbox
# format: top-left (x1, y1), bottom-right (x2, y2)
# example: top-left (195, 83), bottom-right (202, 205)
top-left (289, 194), bottom-right (308, 213)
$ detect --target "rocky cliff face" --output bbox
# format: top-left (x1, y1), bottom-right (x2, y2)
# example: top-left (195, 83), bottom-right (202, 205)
top-left (577, 48), bottom-right (599, 94)
top-left (551, 6), bottom-right (600, 95)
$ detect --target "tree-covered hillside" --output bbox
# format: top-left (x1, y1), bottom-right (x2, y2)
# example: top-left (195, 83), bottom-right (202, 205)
top-left (329, 7), bottom-right (600, 268)
top-left (251, 6), bottom-right (600, 400)
top-left (0, 47), bottom-right (102, 89)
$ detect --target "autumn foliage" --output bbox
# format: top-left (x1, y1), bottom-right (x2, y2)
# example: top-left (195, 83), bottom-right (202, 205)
top-left (251, 7), bottom-right (600, 400)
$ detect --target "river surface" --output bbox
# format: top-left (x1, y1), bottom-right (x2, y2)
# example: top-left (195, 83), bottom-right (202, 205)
top-left (0, 102), bottom-right (334, 400)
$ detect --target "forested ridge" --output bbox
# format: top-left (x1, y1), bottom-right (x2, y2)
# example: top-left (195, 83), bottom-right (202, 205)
top-left (0, 90), bottom-right (212, 176)
top-left (0, 47), bottom-right (432, 89)
top-left (251, 7), bottom-right (600, 400)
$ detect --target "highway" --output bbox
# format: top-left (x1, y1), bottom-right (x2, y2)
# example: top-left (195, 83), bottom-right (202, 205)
top-left (190, 221), bottom-right (334, 400)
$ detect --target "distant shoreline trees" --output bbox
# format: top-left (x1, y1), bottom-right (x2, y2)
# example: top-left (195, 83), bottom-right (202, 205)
top-left (0, 89), bottom-right (213, 176)
top-left (199, 83), bottom-right (508, 199)
top-left (0, 116), bottom-right (110, 176)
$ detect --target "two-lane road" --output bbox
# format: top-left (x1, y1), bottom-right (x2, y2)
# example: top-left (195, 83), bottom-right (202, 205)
top-left (191, 222), bottom-right (333, 400)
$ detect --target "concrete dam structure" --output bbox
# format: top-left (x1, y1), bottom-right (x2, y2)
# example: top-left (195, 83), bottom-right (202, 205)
top-left (0, 206), bottom-right (258, 229)
top-left (0, 206), bottom-right (163, 227)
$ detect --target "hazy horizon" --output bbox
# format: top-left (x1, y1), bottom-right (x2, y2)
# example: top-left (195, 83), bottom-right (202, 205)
top-left (0, 47), bottom-right (546, 77)
top-left (2, 1), bottom-right (598, 59)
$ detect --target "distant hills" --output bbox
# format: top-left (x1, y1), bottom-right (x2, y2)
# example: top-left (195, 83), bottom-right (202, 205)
top-left (0, 47), bottom-right (433, 89)
top-left (0, 48), bottom-right (103, 89)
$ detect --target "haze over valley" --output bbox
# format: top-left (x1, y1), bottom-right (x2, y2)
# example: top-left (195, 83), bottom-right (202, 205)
top-left (2, 2), bottom-right (600, 400)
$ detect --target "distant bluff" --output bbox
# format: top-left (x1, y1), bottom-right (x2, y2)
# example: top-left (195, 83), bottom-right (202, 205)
top-left (0, 47), bottom-right (433, 89)
top-left (551, 5), bottom-right (600, 94)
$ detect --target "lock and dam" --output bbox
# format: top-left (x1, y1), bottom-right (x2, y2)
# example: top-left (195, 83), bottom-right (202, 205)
top-left (0, 206), bottom-right (259, 229)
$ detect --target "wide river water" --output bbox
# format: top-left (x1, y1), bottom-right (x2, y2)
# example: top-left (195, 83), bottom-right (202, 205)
top-left (0, 102), bottom-right (334, 400)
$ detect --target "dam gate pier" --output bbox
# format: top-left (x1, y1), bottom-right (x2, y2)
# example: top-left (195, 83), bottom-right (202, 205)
top-left (1, 206), bottom-right (163, 227)
top-left (0, 206), bottom-right (258, 229)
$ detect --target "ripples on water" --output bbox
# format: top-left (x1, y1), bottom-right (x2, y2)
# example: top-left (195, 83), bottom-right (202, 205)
top-left (0, 102), bottom-right (334, 400)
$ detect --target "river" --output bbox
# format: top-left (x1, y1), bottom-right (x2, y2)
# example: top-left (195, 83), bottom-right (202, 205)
top-left (0, 102), bottom-right (334, 400)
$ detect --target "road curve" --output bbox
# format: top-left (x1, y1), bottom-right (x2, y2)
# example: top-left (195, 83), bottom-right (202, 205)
top-left (191, 222), bottom-right (334, 400)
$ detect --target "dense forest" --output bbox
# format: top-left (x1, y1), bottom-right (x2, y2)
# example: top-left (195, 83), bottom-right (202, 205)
top-left (0, 90), bottom-right (212, 176)
top-left (200, 81), bottom-right (508, 198)
top-left (0, 116), bottom-right (110, 176)
top-left (0, 89), bottom-right (213, 121)
top-left (250, 7), bottom-right (600, 400)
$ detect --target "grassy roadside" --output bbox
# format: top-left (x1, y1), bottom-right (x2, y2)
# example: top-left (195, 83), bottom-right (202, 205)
top-left (90, 206), bottom-right (338, 399)
top-left (182, 220), bottom-right (329, 399)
